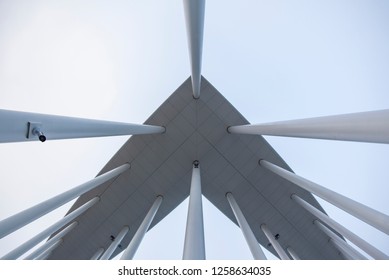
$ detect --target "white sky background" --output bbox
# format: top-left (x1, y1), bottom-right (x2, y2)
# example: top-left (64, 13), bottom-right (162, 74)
top-left (0, 0), bottom-right (388, 260)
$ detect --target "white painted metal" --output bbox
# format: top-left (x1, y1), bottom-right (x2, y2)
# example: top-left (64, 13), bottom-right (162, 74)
top-left (329, 239), bottom-right (354, 260)
top-left (292, 194), bottom-right (388, 260)
top-left (314, 220), bottom-right (367, 260)
top-left (24, 222), bottom-right (77, 260)
top-left (99, 226), bottom-right (129, 260)
top-left (183, 161), bottom-right (205, 260)
top-left (121, 196), bottom-right (163, 260)
top-left (35, 251), bottom-right (53, 260)
top-left (1, 197), bottom-right (98, 260)
top-left (0, 109), bottom-right (165, 143)
top-left (286, 247), bottom-right (300, 260)
top-left (260, 224), bottom-right (290, 260)
top-left (0, 163), bottom-right (129, 238)
top-left (226, 193), bottom-right (267, 260)
top-left (37, 253), bottom-right (51, 260)
top-left (91, 248), bottom-right (105, 260)
top-left (34, 240), bottom-right (62, 260)
top-left (27, 239), bottom-right (61, 260)
top-left (260, 160), bottom-right (389, 235)
top-left (183, 0), bottom-right (205, 98)
top-left (228, 109), bottom-right (389, 144)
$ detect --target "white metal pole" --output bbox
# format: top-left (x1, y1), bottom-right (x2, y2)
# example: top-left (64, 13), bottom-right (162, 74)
top-left (228, 109), bottom-right (389, 144)
top-left (329, 239), bottom-right (355, 260)
top-left (0, 109), bottom-right (165, 143)
top-left (36, 251), bottom-right (53, 260)
top-left (183, 0), bottom-right (205, 98)
top-left (34, 240), bottom-right (63, 260)
top-left (99, 226), bottom-right (129, 260)
top-left (226, 193), bottom-right (267, 260)
top-left (183, 161), bottom-right (205, 260)
top-left (260, 160), bottom-right (389, 235)
top-left (286, 247), bottom-right (300, 260)
top-left (30, 238), bottom-right (63, 260)
top-left (260, 224), bottom-right (290, 260)
top-left (121, 196), bottom-right (163, 260)
top-left (292, 194), bottom-right (388, 260)
top-left (314, 220), bottom-right (367, 260)
top-left (1, 197), bottom-right (98, 260)
top-left (0, 163), bottom-right (129, 238)
top-left (91, 248), bottom-right (105, 260)
top-left (24, 222), bottom-right (77, 260)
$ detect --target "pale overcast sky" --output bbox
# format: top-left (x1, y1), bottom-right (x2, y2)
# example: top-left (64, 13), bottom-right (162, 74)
top-left (0, 0), bottom-right (388, 259)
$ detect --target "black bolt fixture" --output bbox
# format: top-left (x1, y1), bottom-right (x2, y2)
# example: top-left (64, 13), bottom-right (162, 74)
top-left (32, 127), bottom-right (46, 142)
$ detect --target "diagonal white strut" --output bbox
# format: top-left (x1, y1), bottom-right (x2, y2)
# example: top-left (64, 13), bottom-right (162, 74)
top-left (292, 194), bottom-right (388, 260)
top-left (259, 159), bottom-right (389, 235)
top-left (183, 0), bottom-right (205, 99)
top-left (120, 196), bottom-right (163, 260)
top-left (0, 163), bottom-right (130, 238)
top-left (1, 197), bottom-right (98, 260)
top-left (91, 248), bottom-right (105, 260)
top-left (100, 226), bottom-right (129, 260)
top-left (33, 239), bottom-right (63, 260)
top-left (228, 109), bottom-right (389, 144)
top-left (260, 224), bottom-right (290, 260)
top-left (0, 109), bottom-right (165, 143)
top-left (24, 222), bottom-right (77, 260)
top-left (226, 193), bottom-right (267, 260)
top-left (286, 247), bottom-right (300, 260)
top-left (315, 220), bottom-right (367, 260)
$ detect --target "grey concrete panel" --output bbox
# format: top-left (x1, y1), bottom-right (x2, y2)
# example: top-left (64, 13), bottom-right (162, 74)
top-left (49, 77), bottom-right (342, 260)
